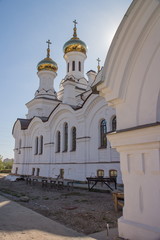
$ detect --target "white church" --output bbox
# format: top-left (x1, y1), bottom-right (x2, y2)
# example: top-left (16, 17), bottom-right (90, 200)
top-left (12, 21), bottom-right (122, 183)
top-left (12, 0), bottom-right (160, 239)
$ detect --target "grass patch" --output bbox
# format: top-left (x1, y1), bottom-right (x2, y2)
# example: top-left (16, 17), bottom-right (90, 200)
top-left (0, 188), bottom-right (25, 197)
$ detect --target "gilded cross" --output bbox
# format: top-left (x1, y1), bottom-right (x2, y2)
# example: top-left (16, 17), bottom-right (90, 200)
top-left (73, 19), bottom-right (78, 28)
top-left (97, 58), bottom-right (101, 65)
top-left (97, 58), bottom-right (101, 72)
top-left (46, 40), bottom-right (52, 58)
top-left (73, 20), bottom-right (78, 38)
top-left (46, 39), bottom-right (52, 49)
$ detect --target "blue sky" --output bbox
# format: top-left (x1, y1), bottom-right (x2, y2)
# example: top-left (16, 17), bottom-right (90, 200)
top-left (0, 0), bottom-right (132, 159)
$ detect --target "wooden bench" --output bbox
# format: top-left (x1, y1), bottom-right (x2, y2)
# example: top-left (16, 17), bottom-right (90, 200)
top-left (86, 177), bottom-right (117, 191)
top-left (112, 192), bottom-right (124, 212)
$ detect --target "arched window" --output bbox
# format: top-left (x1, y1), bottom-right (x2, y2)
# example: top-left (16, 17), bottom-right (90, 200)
top-left (71, 127), bottom-right (76, 151)
top-left (97, 169), bottom-right (104, 178)
top-left (39, 135), bottom-right (43, 155)
top-left (109, 169), bottom-right (117, 178)
top-left (112, 116), bottom-right (117, 131)
top-left (60, 169), bottom-right (64, 179)
top-left (18, 139), bottom-right (22, 154)
top-left (72, 61), bottom-right (75, 71)
top-left (15, 167), bottom-right (18, 174)
top-left (56, 131), bottom-right (61, 152)
top-left (79, 61), bottom-right (81, 71)
top-left (100, 119), bottom-right (107, 148)
top-left (35, 137), bottom-right (38, 155)
top-left (67, 62), bottom-right (69, 72)
top-left (36, 168), bottom-right (40, 176)
top-left (32, 168), bottom-right (35, 176)
top-left (64, 123), bottom-right (68, 152)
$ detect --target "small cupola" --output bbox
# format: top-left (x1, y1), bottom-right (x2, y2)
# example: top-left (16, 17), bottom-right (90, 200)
top-left (35, 40), bottom-right (58, 100)
top-left (37, 40), bottom-right (58, 72)
top-left (63, 20), bottom-right (87, 55)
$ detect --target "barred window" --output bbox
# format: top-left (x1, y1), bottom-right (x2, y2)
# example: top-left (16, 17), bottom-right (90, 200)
top-left (18, 139), bottom-right (22, 154)
top-left (32, 168), bottom-right (35, 176)
top-left (35, 137), bottom-right (38, 155)
top-left (112, 116), bottom-right (116, 131)
top-left (64, 123), bottom-right (68, 152)
top-left (97, 169), bottom-right (104, 177)
top-left (79, 61), bottom-right (81, 71)
top-left (109, 169), bottom-right (117, 178)
top-left (60, 169), bottom-right (64, 179)
top-left (39, 135), bottom-right (43, 155)
top-left (56, 131), bottom-right (61, 152)
top-left (72, 61), bottom-right (75, 71)
top-left (15, 167), bottom-right (18, 175)
top-left (71, 127), bottom-right (76, 151)
top-left (36, 168), bottom-right (40, 176)
top-left (100, 119), bottom-right (107, 148)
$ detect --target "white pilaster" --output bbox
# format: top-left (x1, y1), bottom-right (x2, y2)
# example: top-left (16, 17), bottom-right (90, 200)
top-left (108, 125), bottom-right (160, 240)
top-left (62, 78), bottom-right (76, 106)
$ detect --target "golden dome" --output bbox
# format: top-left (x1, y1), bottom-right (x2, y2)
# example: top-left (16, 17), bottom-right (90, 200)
top-left (63, 38), bottom-right (87, 55)
top-left (63, 20), bottom-right (87, 55)
top-left (37, 40), bottom-right (58, 72)
top-left (37, 57), bottom-right (58, 72)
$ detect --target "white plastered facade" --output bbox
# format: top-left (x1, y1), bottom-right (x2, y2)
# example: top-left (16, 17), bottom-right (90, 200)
top-left (97, 0), bottom-right (160, 239)
top-left (12, 30), bottom-right (122, 184)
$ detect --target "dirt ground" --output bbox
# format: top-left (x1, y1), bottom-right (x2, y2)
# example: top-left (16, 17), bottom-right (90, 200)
top-left (0, 174), bottom-right (122, 235)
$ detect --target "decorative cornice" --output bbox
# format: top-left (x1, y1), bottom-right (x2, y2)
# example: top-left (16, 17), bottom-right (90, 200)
top-left (108, 122), bottom-right (160, 134)
top-left (44, 142), bottom-right (54, 145)
top-left (21, 147), bottom-right (32, 149)
top-left (76, 136), bottom-right (91, 140)
top-left (13, 161), bottom-right (120, 165)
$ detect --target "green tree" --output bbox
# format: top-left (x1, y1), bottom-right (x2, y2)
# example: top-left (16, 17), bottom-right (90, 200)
top-left (0, 155), bottom-right (4, 171)
top-left (3, 161), bottom-right (13, 170)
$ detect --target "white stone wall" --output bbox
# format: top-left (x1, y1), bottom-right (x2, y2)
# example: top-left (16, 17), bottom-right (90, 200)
top-left (12, 95), bottom-right (122, 183)
top-left (64, 51), bottom-right (87, 80)
top-left (98, 0), bottom-right (160, 239)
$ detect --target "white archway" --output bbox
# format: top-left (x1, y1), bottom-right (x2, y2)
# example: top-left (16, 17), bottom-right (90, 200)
top-left (98, 1), bottom-right (160, 239)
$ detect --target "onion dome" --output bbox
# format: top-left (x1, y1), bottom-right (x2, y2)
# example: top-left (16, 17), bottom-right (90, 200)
top-left (37, 40), bottom-right (58, 72)
top-left (63, 20), bottom-right (87, 55)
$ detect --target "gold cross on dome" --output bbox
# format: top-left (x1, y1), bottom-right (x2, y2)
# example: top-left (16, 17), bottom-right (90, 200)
top-left (46, 40), bottom-right (52, 58)
top-left (46, 39), bottom-right (52, 49)
top-left (97, 58), bottom-right (101, 72)
top-left (73, 19), bottom-right (78, 28)
top-left (97, 57), bottom-right (101, 65)
top-left (73, 20), bottom-right (78, 38)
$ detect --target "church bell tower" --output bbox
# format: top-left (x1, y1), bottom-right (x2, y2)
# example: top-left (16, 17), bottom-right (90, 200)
top-left (60, 21), bottom-right (88, 105)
